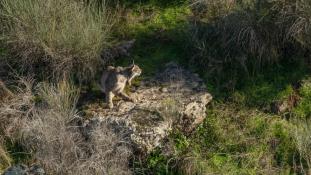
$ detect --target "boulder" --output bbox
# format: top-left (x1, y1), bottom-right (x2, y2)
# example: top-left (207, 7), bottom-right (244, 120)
top-left (82, 62), bottom-right (212, 153)
top-left (3, 164), bottom-right (45, 175)
top-left (3, 164), bottom-right (28, 175)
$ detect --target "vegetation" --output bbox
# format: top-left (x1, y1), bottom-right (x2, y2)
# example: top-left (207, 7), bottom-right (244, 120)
top-left (0, 0), bottom-right (113, 81)
top-left (0, 0), bottom-right (311, 174)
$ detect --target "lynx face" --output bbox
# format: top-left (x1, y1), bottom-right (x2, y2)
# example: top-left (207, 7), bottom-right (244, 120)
top-left (130, 64), bottom-right (142, 79)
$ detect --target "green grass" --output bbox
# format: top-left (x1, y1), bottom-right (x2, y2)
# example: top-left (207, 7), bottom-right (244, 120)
top-left (115, 3), bottom-right (190, 77)
top-left (230, 60), bottom-right (309, 109)
top-left (142, 104), bottom-right (299, 174)
top-left (293, 78), bottom-right (311, 119)
top-left (116, 1), bottom-right (311, 175)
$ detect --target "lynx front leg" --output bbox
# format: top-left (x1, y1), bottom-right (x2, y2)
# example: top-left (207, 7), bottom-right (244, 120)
top-left (118, 91), bottom-right (134, 102)
top-left (127, 79), bottom-right (132, 86)
top-left (106, 91), bottom-right (115, 109)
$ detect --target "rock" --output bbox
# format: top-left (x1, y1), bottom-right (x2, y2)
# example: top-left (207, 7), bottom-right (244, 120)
top-left (179, 93), bottom-right (213, 133)
top-left (28, 165), bottom-right (45, 175)
top-left (3, 164), bottom-right (45, 175)
top-left (81, 62), bottom-right (212, 153)
top-left (159, 87), bottom-right (168, 93)
top-left (3, 164), bottom-right (28, 175)
top-left (101, 39), bottom-right (136, 61)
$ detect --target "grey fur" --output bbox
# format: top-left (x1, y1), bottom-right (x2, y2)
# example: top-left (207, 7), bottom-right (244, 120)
top-left (100, 64), bottom-right (142, 108)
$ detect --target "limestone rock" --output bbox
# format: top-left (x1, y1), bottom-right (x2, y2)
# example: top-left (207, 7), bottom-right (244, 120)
top-left (3, 164), bottom-right (28, 175)
top-left (101, 39), bottom-right (136, 61)
top-left (3, 164), bottom-right (45, 175)
top-left (82, 62), bottom-right (212, 153)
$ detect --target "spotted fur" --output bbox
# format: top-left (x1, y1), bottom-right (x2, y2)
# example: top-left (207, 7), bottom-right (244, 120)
top-left (100, 64), bottom-right (142, 108)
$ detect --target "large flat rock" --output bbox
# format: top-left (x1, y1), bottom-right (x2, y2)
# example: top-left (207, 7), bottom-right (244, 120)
top-left (82, 62), bottom-right (212, 152)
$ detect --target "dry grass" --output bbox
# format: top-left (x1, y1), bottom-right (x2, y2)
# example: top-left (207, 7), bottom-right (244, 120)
top-left (190, 0), bottom-right (236, 19)
top-left (0, 77), bottom-right (35, 139)
top-left (0, 78), bottom-right (34, 173)
top-left (0, 78), bottom-right (132, 174)
top-left (188, 0), bottom-right (309, 91)
top-left (0, 0), bottom-right (114, 81)
top-left (21, 80), bottom-right (132, 175)
top-left (0, 144), bottom-right (12, 173)
top-left (276, 0), bottom-right (311, 49)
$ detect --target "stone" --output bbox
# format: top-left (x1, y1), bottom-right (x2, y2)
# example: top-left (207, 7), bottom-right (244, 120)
top-left (101, 39), bottom-right (136, 61)
top-left (3, 164), bottom-right (45, 175)
top-left (81, 62), bottom-right (212, 153)
top-left (3, 164), bottom-right (28, 175)
top-left (28, 165), bottom-right (45, 175)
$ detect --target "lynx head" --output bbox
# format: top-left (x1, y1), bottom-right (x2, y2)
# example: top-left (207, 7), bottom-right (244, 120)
top-left (129, 64), bottom-right (142, 78)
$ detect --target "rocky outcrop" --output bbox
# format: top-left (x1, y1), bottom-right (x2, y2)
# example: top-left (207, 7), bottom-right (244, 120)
top-left (82, 62), bottom-right (212, 153)
top-left (101, 40), bottom-right (136, 61)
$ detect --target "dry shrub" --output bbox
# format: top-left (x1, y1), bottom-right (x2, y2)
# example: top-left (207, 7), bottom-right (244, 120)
top-left (0, 78), bottom-right (34, 173)
top-left (188, 0), bottom-right (310, 91)
top-left (0, 78), bottom-right (35, 139)
top-left (175, 152), bottom-right (208, 175)
top-left (0, 78), bottom-right (132, 174)
top-left (21, 80), bottom-right (132, 175)
top-left (276, 0), bottom-right (311, 49)
top-left (190, 0), bottom-right (237, 19)
top-left (0, 0), bottom-right (114, 81)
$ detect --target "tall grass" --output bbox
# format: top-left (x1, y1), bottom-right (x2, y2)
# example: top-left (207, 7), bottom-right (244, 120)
top-left (279, 0), bottom-right (311, 49)
top-left (292, 119), bottom-right (311, 174)
top-left (189, 0), bottom-right (311, 91)
top-left (0, 0), bottom-right (114, 81)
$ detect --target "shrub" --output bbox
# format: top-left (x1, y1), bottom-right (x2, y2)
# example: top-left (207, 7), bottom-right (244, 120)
top-left (293, 78), bottom-right (311, 119)
top-left (21, 80), bottom-right (132, 174)
top-left (0, 78), bottom-right (35, 139)
top-left (0, 0), bottom-right (114, 81)
top-left (278, 0), bottom-right (311, 49)
top-left (0, 78), bottom-right (132, 174)
top-left (188, 0), bottom-right (311, 91)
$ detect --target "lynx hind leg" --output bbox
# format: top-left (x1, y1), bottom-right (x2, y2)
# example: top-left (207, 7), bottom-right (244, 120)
top-left (106, 91), bottom-right (115, 109)
top-left (119, 91), bottom-right (134, 102)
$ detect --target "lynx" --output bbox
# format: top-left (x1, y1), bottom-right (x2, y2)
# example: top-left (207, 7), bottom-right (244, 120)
top-left (100, 64), bottom-right (142, 108)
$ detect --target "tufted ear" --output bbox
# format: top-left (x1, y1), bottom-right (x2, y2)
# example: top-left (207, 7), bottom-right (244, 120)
top-left (107, 66), bottom-right (115, 71)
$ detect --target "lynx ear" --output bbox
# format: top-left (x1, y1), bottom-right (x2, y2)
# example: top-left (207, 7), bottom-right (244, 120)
top-left (107, 66), bottom-right (115, 71)
top-left (132, 60), bottom-right (135, 65)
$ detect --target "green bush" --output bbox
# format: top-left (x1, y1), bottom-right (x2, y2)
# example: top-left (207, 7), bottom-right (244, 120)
top-left (0, 0), bottom-right (113, 81)
top-left (293, 78), bottom-right (311, 119)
